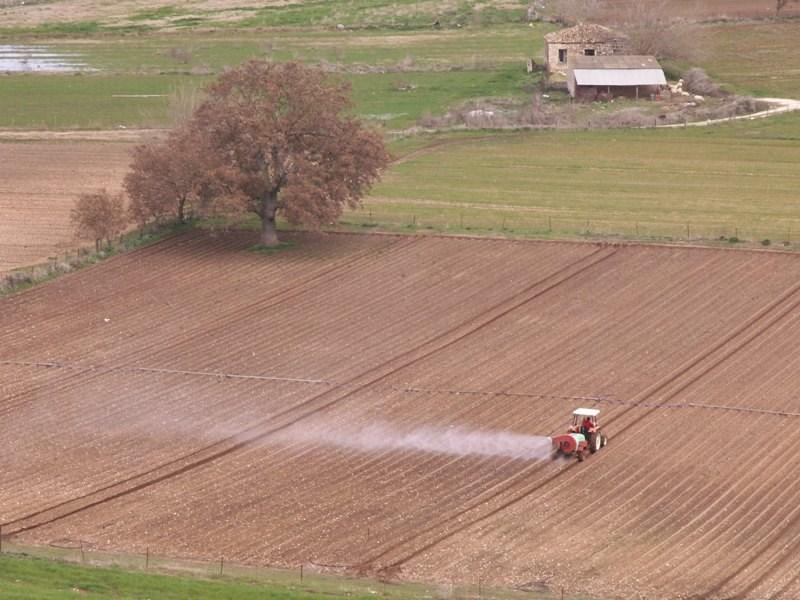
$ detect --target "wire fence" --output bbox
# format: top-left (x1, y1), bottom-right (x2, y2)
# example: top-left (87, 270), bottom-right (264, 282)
top-left (0, 538), bottom-right (581, 600)
top-left (341, 209), bottom-right (800, 249)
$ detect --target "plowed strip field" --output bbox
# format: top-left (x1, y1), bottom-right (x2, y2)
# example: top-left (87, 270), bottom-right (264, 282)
top-left (0, 141), bottom-right (133, 273)
top-left (3, 231), bottom-right (800, 599)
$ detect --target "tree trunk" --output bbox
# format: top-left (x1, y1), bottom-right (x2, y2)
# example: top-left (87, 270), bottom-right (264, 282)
top-left (259, 190), bottom-right (280, 246)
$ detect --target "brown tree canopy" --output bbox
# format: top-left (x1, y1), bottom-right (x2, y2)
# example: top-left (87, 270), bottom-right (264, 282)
top-left (190, 60), bottom-right (391, 246)
top-left (124, 126), bottom-right (209, 227)
top-left (71, 189), bottom-right (127, 251)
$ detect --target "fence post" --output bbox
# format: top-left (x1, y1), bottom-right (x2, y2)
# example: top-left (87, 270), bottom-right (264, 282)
top-left (145, 547), bottom-right (149, 569)
top-left (300, 564), bottom-right (304, 583)
top-left (548, 216), bottom-right (552, 233)
top-left (219, 556), bottom-right (224, 576)
top-left (0, 523), bottom-right (3, 553)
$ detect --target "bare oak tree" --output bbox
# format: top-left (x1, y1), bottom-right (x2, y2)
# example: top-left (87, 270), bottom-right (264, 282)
top-left (71, 189), bottom-right (127, 251)
top-left (190, 60), bottom-right (390, 246)
top-left (612, 1), bottom-right (696, 61)
top-left (549, 0), bottom-right (698, 61)
top-left (124, 126), bottom-right (209, 227)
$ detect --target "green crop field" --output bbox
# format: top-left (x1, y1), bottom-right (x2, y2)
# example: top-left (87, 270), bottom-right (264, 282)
top-left (0, 554), bottom-right (323, 600)
top-left (0, 550), bottom-right (599, 600)
top-left (0, 23), bottom-right (548, 129)
top-left (0, 67), bottom-right (533, 129)
top-left (356, 112), bottom-right (800, 244)
top-left (1, 14), bottom-right (798, 129)
top-left (690, 20), bottom-right (800, 97)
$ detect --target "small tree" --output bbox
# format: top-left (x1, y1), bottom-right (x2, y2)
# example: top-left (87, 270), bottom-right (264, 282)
top-left (71, 189), bottom-right (127, 251)
top-left (124, 126), bottom-right (209, 227)
top-left (777, 0), bottom-right (799, 14)
top-left (190, 60), bottom-right (391, 246)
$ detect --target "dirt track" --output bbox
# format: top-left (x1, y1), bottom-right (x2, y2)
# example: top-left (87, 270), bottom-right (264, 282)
top-left (3, 231), bottom-right (800, 599)
top-left (0, 141), bottom-right (133, 273)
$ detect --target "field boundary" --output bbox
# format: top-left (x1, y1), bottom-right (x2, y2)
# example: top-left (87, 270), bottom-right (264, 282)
top-left (0, 539), bottom-right (602, 600)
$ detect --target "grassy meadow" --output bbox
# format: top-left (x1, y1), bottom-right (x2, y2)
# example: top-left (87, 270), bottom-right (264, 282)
top-left (0, 553), bottom-right (321, 600)
top-left (0, 24), bottom-right (547, 129)
top-left (0, 550), bottom-right (599, 600)
top-left (690, 20), bottom-right (800, 98)
top-left (357, 112), bottom-right (800, 244)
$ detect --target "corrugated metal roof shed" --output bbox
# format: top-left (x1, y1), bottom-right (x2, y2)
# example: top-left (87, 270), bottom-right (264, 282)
top-left (571, 55), bottom-right (662, 70)
top-left (573, 69), bottom-right (667, 86)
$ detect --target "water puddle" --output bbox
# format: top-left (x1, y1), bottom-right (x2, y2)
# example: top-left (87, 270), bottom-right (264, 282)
top-left (0, 45), bottom-right (93, 72)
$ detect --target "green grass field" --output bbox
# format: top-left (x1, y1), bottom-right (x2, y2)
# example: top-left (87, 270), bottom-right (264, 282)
top-left (1, 15), bottom-right (798, 129)
top-left (0, 24), bottom-right (547, 129)
top-left (692, 20), bottom-right (800, 98)
top-left (0, 554), bottom-right (325, 600)
top-left (356, 112), bottom-right (800, 243)
top-left (0, 550), bottom-right (599, 600)
top-left (0, 67), bottom-right (533, 129)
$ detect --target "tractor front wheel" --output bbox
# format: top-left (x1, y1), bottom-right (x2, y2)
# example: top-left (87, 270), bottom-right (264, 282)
top-left (601, 434), bottom-right (608, 448)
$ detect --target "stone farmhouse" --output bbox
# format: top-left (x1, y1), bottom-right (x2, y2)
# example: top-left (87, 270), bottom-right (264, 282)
top-left (567, 55), bottom-right (667, 101)
top-left (543, 23), bottom-right (628, 75)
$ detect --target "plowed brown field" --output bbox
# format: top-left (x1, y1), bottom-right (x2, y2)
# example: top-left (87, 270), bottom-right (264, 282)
top-left (0, 141), bottom-right (133, 273)
top-left (3, 231), bottom-right (800, 599)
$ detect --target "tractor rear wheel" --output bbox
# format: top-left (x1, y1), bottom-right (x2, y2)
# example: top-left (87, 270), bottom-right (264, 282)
top-left (589, 432), bottom-right (602, 454)
top-left (601, 434), bottom-right (608, 448)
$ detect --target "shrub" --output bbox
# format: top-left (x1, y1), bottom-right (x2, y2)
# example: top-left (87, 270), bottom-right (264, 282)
top-left (71, 189), bottom-right (127, 251)
top-left (682, 68), bottom-right (724, 97)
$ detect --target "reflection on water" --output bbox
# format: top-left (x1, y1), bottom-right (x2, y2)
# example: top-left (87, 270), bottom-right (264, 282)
top-left (0, 45), bottom-right (92, 72)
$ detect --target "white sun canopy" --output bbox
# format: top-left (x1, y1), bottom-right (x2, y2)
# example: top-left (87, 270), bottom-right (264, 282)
top-left (573, 407), bottom-right (600, 417)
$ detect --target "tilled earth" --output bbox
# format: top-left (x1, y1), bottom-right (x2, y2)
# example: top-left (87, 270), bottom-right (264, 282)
top-left (0, 141), bottom-right (133, 273)
top-left (3, 231), bottom-right (800, 599)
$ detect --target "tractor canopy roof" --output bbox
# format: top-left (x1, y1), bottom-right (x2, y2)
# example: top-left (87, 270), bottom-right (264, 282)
top-left (573, 408), bottom-right (600, 417)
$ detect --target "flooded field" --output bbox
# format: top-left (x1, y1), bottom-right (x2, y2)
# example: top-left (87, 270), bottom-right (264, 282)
top-left (0, 45), bottom-right (91, 72)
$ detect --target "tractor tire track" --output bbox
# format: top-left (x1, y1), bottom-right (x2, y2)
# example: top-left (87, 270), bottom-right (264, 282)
top-left (359, 273), bottom-right (800, 572)
top-left (3, 245), bottom-right (615, 538)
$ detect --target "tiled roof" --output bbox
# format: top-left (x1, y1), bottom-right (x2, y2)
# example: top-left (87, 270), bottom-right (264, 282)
top-left (544, 23), bottom-right (627, 44)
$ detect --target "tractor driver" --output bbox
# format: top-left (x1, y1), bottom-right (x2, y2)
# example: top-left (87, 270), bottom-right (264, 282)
top-left (581, 416), bottom-right (594, 437)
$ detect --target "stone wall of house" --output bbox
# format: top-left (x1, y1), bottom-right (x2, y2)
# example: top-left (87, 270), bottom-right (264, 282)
top-left (545, 40), bottom-right (626, 74)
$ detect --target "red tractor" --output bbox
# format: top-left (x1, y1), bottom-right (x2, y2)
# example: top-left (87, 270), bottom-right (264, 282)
top-left (551, 408), bottom-right (608, 461)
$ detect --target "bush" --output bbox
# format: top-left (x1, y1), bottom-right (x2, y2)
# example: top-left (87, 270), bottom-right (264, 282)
top-left (71, 189), bottom-right (127, 251)
top-left (682, 68), bottom-right (724, 97)
top-left (588, 107), bottom-right (653, 129)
